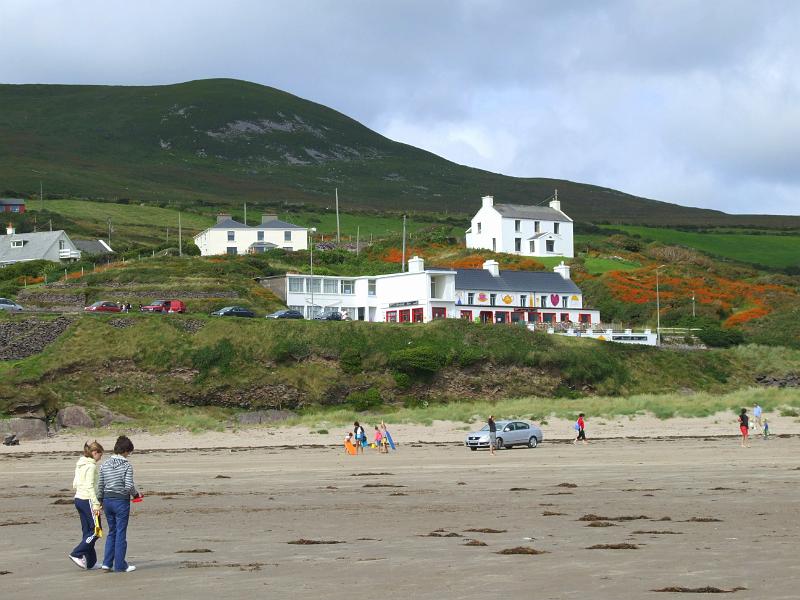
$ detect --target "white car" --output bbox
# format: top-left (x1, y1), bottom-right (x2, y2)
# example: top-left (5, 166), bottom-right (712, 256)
top-left (464, 420), bottom-right (544, 451)
top-left (0, 298), bottom-right (23, 312)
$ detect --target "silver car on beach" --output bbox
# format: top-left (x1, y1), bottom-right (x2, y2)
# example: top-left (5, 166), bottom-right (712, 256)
top-left (464, 420), bottom-right (543, 451)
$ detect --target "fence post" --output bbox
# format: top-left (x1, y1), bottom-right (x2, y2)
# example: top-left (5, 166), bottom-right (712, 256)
top-left (81, 266), bottom-right (84, 277)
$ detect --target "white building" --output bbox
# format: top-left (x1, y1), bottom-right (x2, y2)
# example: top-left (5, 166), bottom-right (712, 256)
top-left (194, 214), bottom-right (308, 256)
top-left (260, 256), bottom-right (456, 322)
top-left (0, 225), bottom-right (81, 266)
top-left (454, 260), bottom-right (600, 325)
top-left (465, 194), bottom-right (574, 258)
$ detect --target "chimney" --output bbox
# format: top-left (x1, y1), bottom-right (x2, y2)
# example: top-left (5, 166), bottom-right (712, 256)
top-left (6, 223), bottom-right (14, 235)
top-left (261, 214), bottom-right (278, 225)
top-left (408, 255), bottom-right (425, 273)
top-left (216, 213), bottom-right (231, 224)
top-left (481, 195), bottom-right (494, 208)
top-left (549, 189), bottom-right (561, 212)
top-left (483, 259), bottom-right (500, 277)
top-left (554, 261), bottom-right (571, 280)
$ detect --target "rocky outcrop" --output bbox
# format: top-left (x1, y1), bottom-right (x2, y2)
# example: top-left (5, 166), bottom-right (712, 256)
top-left (756, 373), bottom-right (800, 388)
top-left (56, 406), bottom-right (94, 428)
top-left (0, 317), bottom-right (75, 360)
top-left (174, 384), bottom-right (304, 410)
top-left (0, 417), bottom-right (48, 439)
top-left (236, 409), bottom-right (296, 424)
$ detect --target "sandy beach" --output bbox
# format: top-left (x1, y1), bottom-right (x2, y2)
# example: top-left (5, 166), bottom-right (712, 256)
top-left (0, 417), bottom-right (797, 599)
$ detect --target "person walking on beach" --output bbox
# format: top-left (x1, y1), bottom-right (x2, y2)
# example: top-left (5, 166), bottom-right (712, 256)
top-left (353, 421), bottom-right (365, 454)
top-left (762, 418), bottom-right (770, 439)
top-left (738, 409), bottom-right (750, 448)
top-left (488, 415), bottom-right (497, 455)
top-left (68, 441), bottom-right (104, 570)
top-left (573, 413), bottom-right (587, 445)
top-left (98, 436), bottom-right (141, 572)
top-left (753, 403), bottom-right (763, 433)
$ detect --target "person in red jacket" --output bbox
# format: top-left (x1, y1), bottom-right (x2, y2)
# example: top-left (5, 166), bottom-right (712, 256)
top-left (573, 413), bottom-right (587, 445)
top-left (738, 408), bottom-right (750, 448)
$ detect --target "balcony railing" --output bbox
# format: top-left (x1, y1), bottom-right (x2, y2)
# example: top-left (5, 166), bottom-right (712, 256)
top-left (59, 248), bottom-right (82, 260)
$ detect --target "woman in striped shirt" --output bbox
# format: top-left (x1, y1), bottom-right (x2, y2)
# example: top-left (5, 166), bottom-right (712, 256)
top-left (98, 436), bottom-right (140, 572)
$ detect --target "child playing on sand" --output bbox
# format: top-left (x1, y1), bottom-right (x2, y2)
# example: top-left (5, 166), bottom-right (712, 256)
top-left (68, 441), bottom-right (104, 570)
top-left (374, 425), bottom-right (384, 452)
top-left (762, 418), bottom-right (769, 439)
top-left (573, 413), bottom-right (587, 445)
top-left (98, 436), bottom-right (141, 572)
top-left (738, 408), bottom-right (750, 448)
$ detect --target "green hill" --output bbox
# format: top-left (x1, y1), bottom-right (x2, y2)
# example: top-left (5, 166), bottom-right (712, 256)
top-left (2, 78), bottom-right (799, 228)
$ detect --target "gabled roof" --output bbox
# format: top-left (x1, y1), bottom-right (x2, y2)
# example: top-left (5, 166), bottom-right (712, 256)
top-left (0, 198), bottom-right (26, 206)
top-left (260, 218), bottom-right (305, 230)
top-left (74, 239), bottom-right (113, 255)
top-left (210, 217), bottom-right (248, 229)
top-left (455, 269), bottom-right (581, 294)
top-left (0, 230), bottom-right (71, 264)
top-left (207, 217), bottom-right (305, 230)
top-left (493, 203), bottom-right (572, 222)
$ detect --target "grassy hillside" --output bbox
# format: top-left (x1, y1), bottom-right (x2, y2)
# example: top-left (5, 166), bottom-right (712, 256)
top-left (3, 79), bottom-right (800, 227)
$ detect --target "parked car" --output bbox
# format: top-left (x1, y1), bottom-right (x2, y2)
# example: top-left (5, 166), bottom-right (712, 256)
top-left (211, 306), bottom-right (255, 318)
top-left (266, 309), bottom-right (304, 319)
top-left (464, 420), bottom-right (543, 451)
top-left (141, 299), bottom-right (186, 314)
top-left (0, 298), bottom-right (23, 312)
top-left (313, 311), bottom-right (342, 321)
top-left (84, 301), bottom-right (122, 313)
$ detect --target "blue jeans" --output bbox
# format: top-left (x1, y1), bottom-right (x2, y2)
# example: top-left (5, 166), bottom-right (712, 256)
top-left (70, 498), bottom-right (99, 568)
top-left (103, 499), bottom-right (131, 571)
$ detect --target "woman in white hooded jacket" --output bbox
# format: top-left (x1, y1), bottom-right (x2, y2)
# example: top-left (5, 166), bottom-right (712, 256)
top-left (68, 441), bottom-right (104, 570)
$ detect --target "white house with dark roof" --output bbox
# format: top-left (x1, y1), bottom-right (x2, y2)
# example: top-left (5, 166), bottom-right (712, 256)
top-left (465, 194), bottom-right (574, 258)
top-left (454, 260), bottom-right (599, 325)
top-left (0, 224), bottom-right (81, 266)
top-left (193, 213), bottom-right (308, 256)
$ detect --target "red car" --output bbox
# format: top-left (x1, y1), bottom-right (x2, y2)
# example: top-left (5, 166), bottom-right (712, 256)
top-left (84, 301), bottom-right (122, 313)
top-left (140, 299), bottom-right (186, 314)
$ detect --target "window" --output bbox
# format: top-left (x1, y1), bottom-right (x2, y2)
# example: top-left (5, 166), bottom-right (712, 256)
top-left (560, 313), bottom-right (570, 322)
top-left (460, 310), bottom-right (473, 320)
top-left (399, 309), bottom-right (411, 323)
top-left (323, 279), bottom-right (339, 294)
top-left (59, 240), bottom-right (65, 250)
top-left (368, 279), bottom-right (376, 296)
top-left (284, 230), bottom-right (291, 242)
top-left (386, 311), bottom-right (397, 323)
top-left (309, 278), bottom-right (321, 293)
top-left (477, 222), bottom-right (482, 234)
top-left (489, 293), bottom-right (497, 306)
top-left (529, 240), bottom-right (535, 253)
top-left (514, 219), bottom-right (520, 232)
top-left (11, 240), bottom-right (22, 248)
top-left (540, 295), bottom-right (548, 307)
top-left (543, 313), bottom-right (555, 323)
top-left (554, 222), bottom-right (560, 235)
top-left (412, 308), bottom-right (424, 322)
top-left (226, 247), bottom-right (237, 255)
top-left (579, 313), bottom-right (592, 324)
top-left (289, 305), bottom-right (304, 313)
top-left (546, 240), bottom-right (555, 252)
top-left (514, 238), bottom-right (521, 252)
top-left (562, 296), bottom-right (568, 308)
top-left (495, 312), bottom-right (507, 323)
top-left (341, 280), bottom-right (354, 295)
top-left (288, 278), bottom-right (304, 293)
top-left (467, 292), bottom-right (474, 304)
top-left (257, 231), bottom-right (264, 241)
top-left (11, 205), bottom-right (20, 213)
top-left (430, 279), bottom-right (437, 298)
top-left (432, 307), bottom-right (446, 320)
top-left (520, 294), bottom-right (527, 307)
top-left (534, 221), bottom-right (540, 233)
top-left (492, 238), bottom-right (496, 252)
top-left (227, 231), bottom-right (235, 241)
top-left (283, 246), bottom-right (292, 251)
top-left (515, 422), bottom-right (529, 430)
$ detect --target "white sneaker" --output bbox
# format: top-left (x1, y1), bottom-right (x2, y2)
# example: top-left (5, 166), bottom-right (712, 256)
top-left (99, 565), bottom-right (110, 571)
top-left (124, 565), bottom-right (136, 572)
top-left (68, 554), bottom-right (87, 570)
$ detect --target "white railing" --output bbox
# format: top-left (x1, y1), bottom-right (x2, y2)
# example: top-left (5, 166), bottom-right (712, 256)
top-left (59, 249), bottom-right (81, 260)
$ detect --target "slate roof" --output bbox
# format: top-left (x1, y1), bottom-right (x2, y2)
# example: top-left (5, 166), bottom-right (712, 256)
top-left (0, 231), bottom-right (70, 264)
top-left (260, 218), bottom-right (305, 230)
top-left (0, 198), bottom-right (25, 206)
top-left (455, 269), bottom-right (581, 294)
top-left (210, 217), bottom-right (248, 229)
top-left (493, 203), bottom-right (572, 222)
top-left (207, 217), bottom-right (305, 230)
top-left (74, 239), bottom-right (113, 255)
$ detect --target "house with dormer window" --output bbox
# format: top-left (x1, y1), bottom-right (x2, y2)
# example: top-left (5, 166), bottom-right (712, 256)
top-left (0, 224), bottom-right (81, 266)
top-left (465, 193), bottom-right (574, 258)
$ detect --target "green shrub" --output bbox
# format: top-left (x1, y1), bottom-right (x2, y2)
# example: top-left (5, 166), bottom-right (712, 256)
top-left (542, 346), bottom-right (628, 388)
top-left (339, 348), bottom-right (363, 374)
top-left (698, 327), bottom-right (745, 348)
top-left (388, 345), bottom-right (446, 374)
top-left (455, 346), bottom-right (487, 367)
top-left (346, 387), bottom-right (382, 411)
top-left (393, 371), bottom-right (411, 389)
top-left (272, 338), bottom-right (311, 363)
top-left (191, 338), bottom-right (235, 379)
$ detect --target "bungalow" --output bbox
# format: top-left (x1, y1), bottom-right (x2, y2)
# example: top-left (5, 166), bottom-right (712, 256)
top-left (193, 213), bottom-right (308, 256)
top-left (0, 225), bottom-right (81, 266)
top-left (0, 198), bottom-right (25, 214)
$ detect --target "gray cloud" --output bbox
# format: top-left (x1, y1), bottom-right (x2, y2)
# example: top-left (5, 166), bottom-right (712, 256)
top-left (2, 0), bottom-right (799, 214)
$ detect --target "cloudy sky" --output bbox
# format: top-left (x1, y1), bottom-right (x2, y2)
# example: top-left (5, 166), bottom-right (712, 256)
top-left (3, 0), bottom-right (800, 215)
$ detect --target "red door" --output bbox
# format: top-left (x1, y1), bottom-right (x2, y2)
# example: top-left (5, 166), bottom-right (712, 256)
top-left (412, 308), bottom-right (424, 322)
top-left (431, 307), bottom-right (446, 320)
top-left (460, 310), bottom-right (473, 320)
top-left (399, 309), bottom-right (411, 323)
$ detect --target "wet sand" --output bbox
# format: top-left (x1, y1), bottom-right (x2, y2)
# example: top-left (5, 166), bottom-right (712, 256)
top-left (0, 436), bottom-right (797, 599)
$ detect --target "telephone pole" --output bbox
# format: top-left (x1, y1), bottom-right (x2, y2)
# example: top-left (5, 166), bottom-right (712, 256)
top-left (401, 215), bottom-right (407, 272)
top-left (335, 188), bottom-right (341, 243)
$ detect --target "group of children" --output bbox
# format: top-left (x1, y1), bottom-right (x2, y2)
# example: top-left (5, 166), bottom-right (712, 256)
top-left (68, 436), bottom-right (141, 573)
top-left (345, 421), bottom-right (395, 454)
top-left (738, 403), bottom-right (770, 448)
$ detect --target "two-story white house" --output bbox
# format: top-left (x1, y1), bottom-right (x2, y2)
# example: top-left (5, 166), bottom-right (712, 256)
top-left (193, 214), bottom-right (308, 256)
top-left (454, 260), bottom-right (599, 325)
top-left (0, 225), bottom-right (81, 266)
top-left (260, 256), bottom-right (456, 322)
top-left (465, 194), bottom-right (574, 258)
